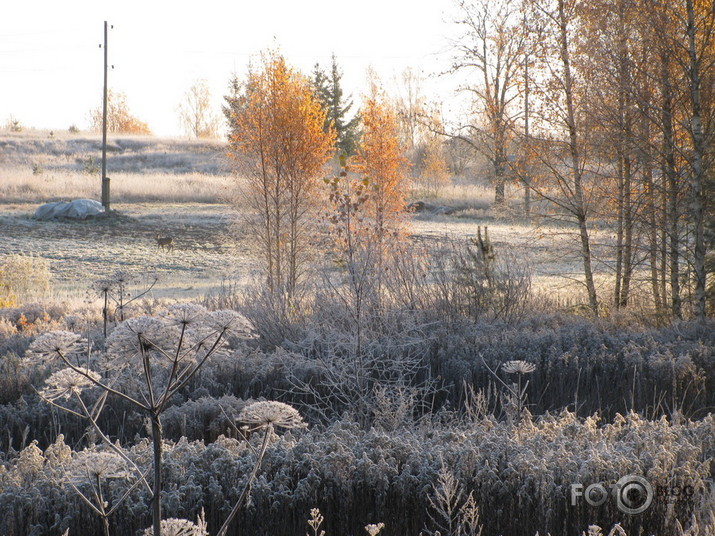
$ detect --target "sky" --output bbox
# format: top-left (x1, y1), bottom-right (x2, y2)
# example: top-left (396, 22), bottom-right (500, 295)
top-left (1, 0), bottom-right (459, 137)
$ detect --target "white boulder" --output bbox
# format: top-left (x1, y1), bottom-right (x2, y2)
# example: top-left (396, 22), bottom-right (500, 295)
top-left (34, 199), bottom-right (105, 220)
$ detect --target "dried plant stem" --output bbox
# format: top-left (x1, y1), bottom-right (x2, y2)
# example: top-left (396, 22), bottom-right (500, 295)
top-left (216, 423), bottom-right (273, 536)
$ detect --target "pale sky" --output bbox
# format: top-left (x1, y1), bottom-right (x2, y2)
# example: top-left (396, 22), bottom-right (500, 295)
top-left (1, 0), bottom-right (457, 137)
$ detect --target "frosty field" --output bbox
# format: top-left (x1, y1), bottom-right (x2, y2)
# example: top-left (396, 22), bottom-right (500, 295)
top-left (0, 133), bottom-right (712, 536)
top-left (0, 202), bottom-right (248, 298)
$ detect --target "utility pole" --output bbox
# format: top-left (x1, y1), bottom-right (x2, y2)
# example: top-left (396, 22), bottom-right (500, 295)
top-left (522, 28), bottom-right (531, 217)
top-left (523, 47), bottom-right (530, 217)
top-left (101, 21), bottom-right (111, 212)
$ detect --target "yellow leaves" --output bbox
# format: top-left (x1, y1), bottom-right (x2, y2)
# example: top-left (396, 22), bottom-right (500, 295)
top-left (352, 84), bottom-right (410, 233)
top-left (230, 51), bottom-right (335, 179)
top-left (420, 136), bottom-right (450, 196)
top-left (227, 50), bottom-right (336, 294)
top-left (89, 90), bottom-right (151, 135)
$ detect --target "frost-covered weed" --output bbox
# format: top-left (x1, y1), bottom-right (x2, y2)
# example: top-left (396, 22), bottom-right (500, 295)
top-left (583, 524), bottom-right (627, 536)
top-left (91, 270), bottom-right (159, 336)
top-left (39, 367), bottom-right (100, 401)
top-left (364, 522), bottom-right (385, 535)
top-left (65, 447), bottom-right (140, 536)
top-left (24, 305), bottom-right (249, 536)
top-left (142, 508), bottom-right (208, 536)
top-left (216, 400), bottom-right (306, 536)
top-left (237, 400), bottom-right (307, 431)
top-left (3, 311), bottom-right (714, 536)
top-left (161, 394), bottom-right (249, 442)
top-left (425, 463), bottom-right (482, 536)
top-left (501, 360), bottom-right (537, 375)
top-left (0, 253), bottom-right (52, 304)
top-left (283, 306), bottom-right (442, 427)
top-left (28, 330), bottom-right (84, 362)
top-left (307, 507), bottom-right (325, 536)
top-left (1, 413), bottom-right (712, 535)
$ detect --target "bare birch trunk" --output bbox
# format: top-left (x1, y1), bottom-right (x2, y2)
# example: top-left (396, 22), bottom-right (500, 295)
top-left (558, 0), bottom-right (599, 314)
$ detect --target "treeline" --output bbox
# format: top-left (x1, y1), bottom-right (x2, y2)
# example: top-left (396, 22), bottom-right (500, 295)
top-left (444, 0), bottom-right (715, 320)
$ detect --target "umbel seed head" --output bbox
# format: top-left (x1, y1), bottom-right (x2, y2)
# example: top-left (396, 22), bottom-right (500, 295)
top-left (501, 360), bottom-right (536, 375)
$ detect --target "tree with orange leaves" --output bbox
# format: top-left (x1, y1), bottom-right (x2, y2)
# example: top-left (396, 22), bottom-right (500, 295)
top-left (226, 51), bottom-right (335, 298)
top-left (89, 90), bottom-right (151, 135)
top-left (352, 83), bottom-right (411, 249)
top-left (350, 84), bottom-right (411, 294)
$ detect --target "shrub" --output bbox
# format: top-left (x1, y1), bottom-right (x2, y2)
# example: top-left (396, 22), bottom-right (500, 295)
top-left (431, 230), bottom-right (532, 324)
top-left (4, 116), bottom-right (22, 132)
top-left (0, 254), bottom-right (52, 305)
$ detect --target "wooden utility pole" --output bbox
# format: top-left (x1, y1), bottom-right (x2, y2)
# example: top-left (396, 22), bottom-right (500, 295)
top-left (101, 21), bottom-right (110, 212)
top-left (523, 46), bottom-right (531, 216)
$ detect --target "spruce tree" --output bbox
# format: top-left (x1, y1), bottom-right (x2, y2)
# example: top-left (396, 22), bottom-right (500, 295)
top-left (312, 54), bottom-right (359, 156)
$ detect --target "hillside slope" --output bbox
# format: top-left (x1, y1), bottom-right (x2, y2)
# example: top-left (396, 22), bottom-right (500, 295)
top-left (0, 131), bottom-right (230, 175)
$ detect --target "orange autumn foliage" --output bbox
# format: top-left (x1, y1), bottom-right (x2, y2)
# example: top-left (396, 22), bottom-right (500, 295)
top-left (227, 51), bottom-right (335, 296)
top-left (351, 84), bottom-right (411, 240)
top-left (89, 90), bottom-right (151, 135)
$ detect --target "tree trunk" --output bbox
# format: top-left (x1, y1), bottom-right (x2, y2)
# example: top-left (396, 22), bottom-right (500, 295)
top-left (524, 50), bottom-right (531, 216)
top-left (621, 154), bottom-right (633, 307)
top-left (615, 150), bottom-right (625, 308)
top-left (494, 136), bottom-right (507, 205)
top-left (660, 179), bottom-right (669, 307)
top-left (642, 146), bottom-right (663, 312)
top-left (661, 51), bottom-right (683, 318)
top-left (558, 0), bottom-right (599, 315)
top-left (686, 0), bottom-right (708, 322)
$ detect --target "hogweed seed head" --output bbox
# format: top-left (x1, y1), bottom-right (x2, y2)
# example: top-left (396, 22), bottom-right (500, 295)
top-left (92, 278), bottom-right (115, 294)
top-left (161, 303), bottom-right (208, 328)
top-left (501, 360), bottom-right (536, 375)
top-left (28, 331), bottom-right (84, 360)
top-left (207, 309), bottom-right (252, 335)
top-left (238, 401), bottom-right (306, 430)
top-left (40, 367), bottom-right (100, 400)
top-left (68, 450), bottom-right (128, 482)
top-left (105, 316), bottom-right (169, 362)
top-left (142, 517), bottom-right (208, 536)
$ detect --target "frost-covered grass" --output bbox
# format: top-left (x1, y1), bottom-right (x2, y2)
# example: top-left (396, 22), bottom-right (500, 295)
top-left (1, 411), bottom-right (712, 536)
top-left (0, 130), bottom-right (229, 173)
top-left (0, 202), bottom-right (251, 299)
top-left (0, 167), bottom-right (230, 203)
top-left (412, 180), bottom-right (494, 209)
top-left (0, 130), bottom-right (231, 203)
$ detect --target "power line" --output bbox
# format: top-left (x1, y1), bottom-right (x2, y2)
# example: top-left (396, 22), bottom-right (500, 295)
top-left (0, 45), bottom-right (90, 55)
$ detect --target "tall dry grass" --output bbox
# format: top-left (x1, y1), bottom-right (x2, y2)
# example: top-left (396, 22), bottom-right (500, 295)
top-left (0, 167), bottom-right (230, 203)
top-left (412, 181), bottom-right (494, 207)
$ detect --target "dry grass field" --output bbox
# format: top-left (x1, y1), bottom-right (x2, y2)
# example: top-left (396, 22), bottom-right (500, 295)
top-left (0, 130), bottom-right (627, 307)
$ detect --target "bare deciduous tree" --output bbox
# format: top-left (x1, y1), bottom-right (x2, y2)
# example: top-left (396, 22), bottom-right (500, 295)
top-left (446, 0), bottom-right (527, 205)
top-left (178, 80), bottom-right (220, 139)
